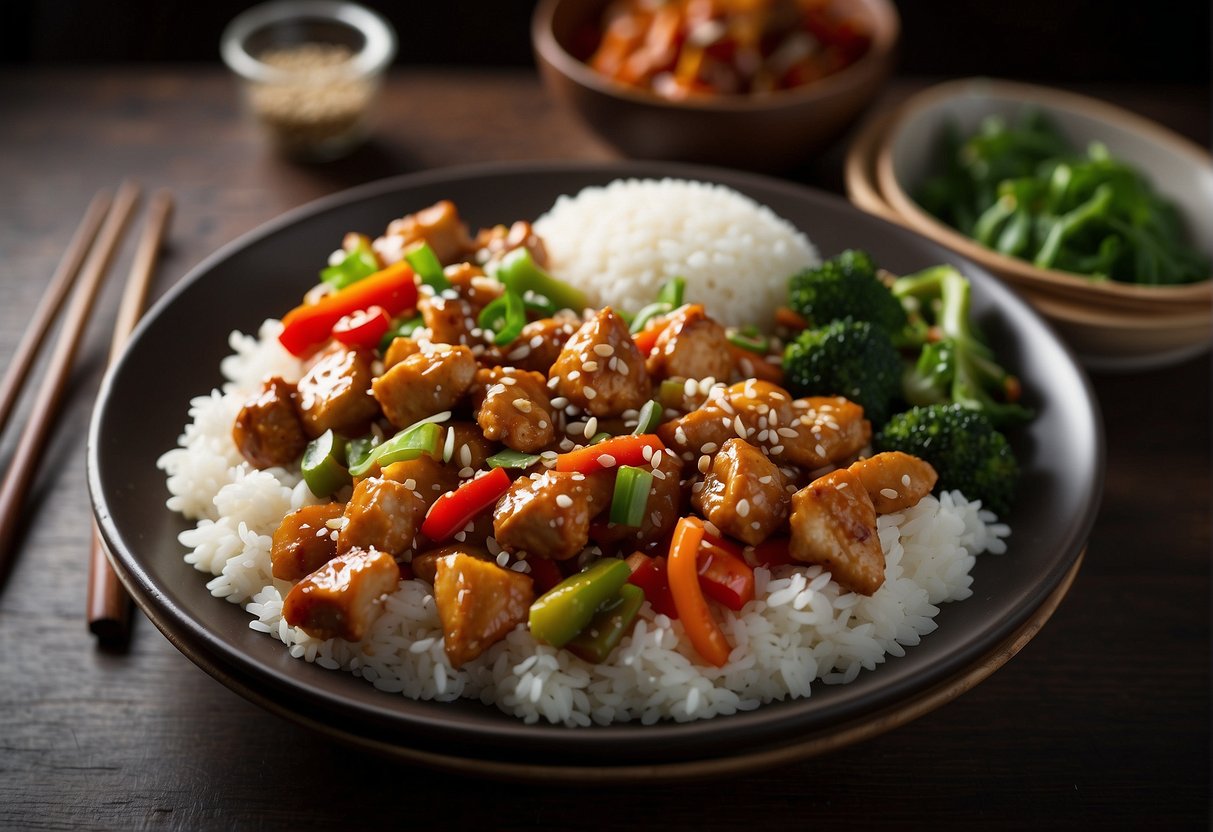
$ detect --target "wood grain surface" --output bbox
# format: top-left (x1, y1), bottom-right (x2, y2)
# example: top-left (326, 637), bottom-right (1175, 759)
top-left (0, 67), bottom-right (1208, 830)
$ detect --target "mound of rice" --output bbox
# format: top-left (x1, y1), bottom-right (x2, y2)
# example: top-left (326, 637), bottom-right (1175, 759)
top-left (533, 179), bottom-right (818, 329)
top-left (159, 321), bottom-right (1008, 726)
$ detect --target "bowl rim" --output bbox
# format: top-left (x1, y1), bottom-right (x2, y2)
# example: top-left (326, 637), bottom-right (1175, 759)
top-left (220, 0), bottom-right (397, 84)
top-left (873, 77), bottom-right (1213, 306)
top-left (531, 0), bottom-right (900, 114)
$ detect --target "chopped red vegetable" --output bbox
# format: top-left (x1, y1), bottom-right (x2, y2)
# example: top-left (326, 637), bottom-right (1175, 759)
top-left (697, 535), bottom-right (755, 611)
top-left (526, 556), bottom-right (565, 595)
top-left (279, 261), bottom-right (419, 356)
top-left (420, 467), bottom-right (511, 542)
top-left (745, 537), bottom-right (796, 569)
top-left (554, 434), bottom-right (666, 474)
top-left (667, 516), bottom-right (731, 667)
top-left (332, 305), bottom-right (391, 350)
top-left (625, 551), bottom-right (678, 619)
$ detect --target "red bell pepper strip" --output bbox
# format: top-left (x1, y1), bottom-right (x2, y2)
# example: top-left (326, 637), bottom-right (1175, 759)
top-left (667, 516), bottom-right (731, 667)
top-left (697, 535), bottom-right (755, 611)
top-left (332, 305), bottom-right (391, 350)
top-left (625, 551), bottom-right (678, 619)
top-left (279, 261), bottom-right (419, 356)
top-left (526, 557), bottom-right (565, 596)
top-left (554, 434), bottom-right (666, 474)
top-left (420, 467), bottom-right (511, 542)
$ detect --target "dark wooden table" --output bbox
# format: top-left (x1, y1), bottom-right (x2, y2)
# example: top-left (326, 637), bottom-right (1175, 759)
top-left (1, 67), bottom-right (1208, 829)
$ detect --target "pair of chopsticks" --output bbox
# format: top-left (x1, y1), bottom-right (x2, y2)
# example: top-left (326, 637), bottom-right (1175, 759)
top-left (0, 181), bottom-right (173, 644)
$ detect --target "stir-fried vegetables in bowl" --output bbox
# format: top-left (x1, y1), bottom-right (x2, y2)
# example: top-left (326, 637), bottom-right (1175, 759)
top-left (159, 180), bottom-right (1025, 726)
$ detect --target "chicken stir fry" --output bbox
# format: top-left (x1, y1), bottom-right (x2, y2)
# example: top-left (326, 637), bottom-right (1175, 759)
top-left (232, 200), bottom-right (943, 669)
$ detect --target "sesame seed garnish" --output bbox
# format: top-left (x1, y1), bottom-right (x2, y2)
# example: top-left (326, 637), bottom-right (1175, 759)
top-left (700, 442), bottom-right (718, 453)
top-left (460, 445), bottom-right (472, 467)
top-left (901, 474), bottom-right (912, 487)
top-left (582, 360), bottom-right (599, 372)
top-left (537, 420), bottom-right (548, 429)
top-left (684, 378), bottom-right (697, 398)
top-left (584, 417), bottom-right (598, 438)
top-left (737, 499), bottom-right (750, 518)
top-left (815, 443), bottom-right (827, 457)
top-left (880, 488), bottom-right (899, 499)
top-left (567, 370), bottom-right (581, 381)
top-left (583, 387), bottom-right (597, 400)
top-left (651, 450), bottom-right (664, 468)
top-left (593, 343), bottom-right (614, 357)
top-left (675, 426), bottom-right (687, 444)
top-left (697, 455), bottom-right (710, 474)
top-left (530, 335), bottom-right (545, 348)
top-left (777, 427), bottom-right (798, 438)
top-left (651, 469), bottom-right (667, 480)
top-left (770, 444), bottom-right (784, 455)
top-left (597, 454), bottom-right (617, 468)
top-left (459, 466), bottom-right (474, 478)
top-left (835, 481), bottom-right (850, 490)
top-left (500, 376), bottom-right (517, 385)
top-left (550, 396), bottom-right (569, 408)
top-left (507, 345), bottom-right (531, 361)
top-left (733, 415), bottom-right (746, 438)
top-left (403, 478), bottom-right (416, 491)
top-left (642, 445), bottom-right (654, 461)
top-left (556, 494), bottom-right (573, 508)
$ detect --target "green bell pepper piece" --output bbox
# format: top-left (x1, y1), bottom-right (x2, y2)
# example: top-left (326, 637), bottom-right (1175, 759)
top-left (528, 558), bottom-right (632, 647)
top-left (564, 583), bottom-right (645, 663)
top-left (301, 429), bottom-right (351, 498)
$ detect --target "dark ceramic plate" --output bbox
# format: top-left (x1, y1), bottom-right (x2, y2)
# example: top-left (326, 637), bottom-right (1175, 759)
top-left (88, 161), bottom-right (1103, 779)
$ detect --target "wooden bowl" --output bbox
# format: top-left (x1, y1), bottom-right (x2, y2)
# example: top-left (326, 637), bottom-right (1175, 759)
top-left (874, 78), bottom-right (1213, 314)
top-left (532, 0), bottom-right (899, 171)
top-left (842, 79), bottom-right (1212, 370)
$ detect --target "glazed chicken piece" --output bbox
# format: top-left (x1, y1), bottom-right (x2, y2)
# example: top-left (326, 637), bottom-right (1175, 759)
top-left (382, 335), bottom-right (422, 370)
top-left (549, 308), bottom-right (651, 418)
top-left (659, 381), bottom-right (871, 472)
top-left (849, 451), bottom-right (938, 514)
top-left (380, 454), bottom-right (460, 503)
top-left (473, 366), bottom-right (556, 453)
top-left (593, 446), bottom-right (684, 553)
top-left (295, 347), bottom-right (379, 439)
top-left (493, 470), bottom-right (614, 560)
top-left (644, 304), bottom-right (733, 383)
top-left (433, 552), bottom-right (534, 668)
top-left (373, 199), bottom-right (475, 266)
top-left (337, 477), bottom-right (428, 558)
top-left (442, 421), bottom-right (500, 473)
top-left (482, 314), bottom-right (579, 375)
top-left (371, 344), bottom-right (477, 429)
top-left (410, 543), bottom-right (493, 585)
top-left (691, 438), bottom-right (788, 546)
top-left (282, 547), bottom-right (401, 642)
top-left (788, 467), bottom-right (884, 596)
top-left (271, 503), bottom-right (344, 582)
top-left (473, 220), bottom-right (549, 270)
top-left (232, 376), bottom-right (309, 468)
top-left (415, 263), bottom-right (504, 347)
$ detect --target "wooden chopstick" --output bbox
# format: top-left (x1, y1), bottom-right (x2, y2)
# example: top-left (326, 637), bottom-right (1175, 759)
top-left (0, 191), bottom-right (112, 438)
top-left (0, 181), bottom-right (141, 589)
top-left (87, 189), bottom-right (174, 642)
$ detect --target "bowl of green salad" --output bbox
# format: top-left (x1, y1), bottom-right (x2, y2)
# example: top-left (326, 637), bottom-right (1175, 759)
top-left (861, 77), bottom-right (1212, 369)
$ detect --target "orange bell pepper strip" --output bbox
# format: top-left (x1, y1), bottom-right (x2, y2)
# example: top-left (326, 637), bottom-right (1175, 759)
top-left (278, 261), bottom-right (418, 356)
top-left (554, 434), bottom-right (667, 474)
top-left (667, 516), bottom-right (731, 667)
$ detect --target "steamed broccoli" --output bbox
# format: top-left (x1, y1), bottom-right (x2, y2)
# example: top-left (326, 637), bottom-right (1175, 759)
top-left (876, 404), bottom-right (1018, 516)
top-left (783, 318), bottom-right (902, 425)
top-left (788, 250), bottom-right (908, 336)
top-left (892, 265), bottom-right (1033, 428)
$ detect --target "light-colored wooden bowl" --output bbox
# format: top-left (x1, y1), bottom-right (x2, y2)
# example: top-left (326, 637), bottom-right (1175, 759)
top-left (874, 78), bottom-right (1213, 315)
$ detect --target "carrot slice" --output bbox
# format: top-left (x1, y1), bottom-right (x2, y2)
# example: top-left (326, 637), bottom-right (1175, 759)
top-left (554, 434), bottom-right (666, 474)
top-left (667, 516), bottom-right (731, 667)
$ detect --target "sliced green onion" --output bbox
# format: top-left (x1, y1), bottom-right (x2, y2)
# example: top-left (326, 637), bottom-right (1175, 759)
top-left (609, 465), bottom-right (654, 527)
top-left (320, 241), bottom-right (379, 290)
top-left (521, 291), bottom-right (557, 318)
top-left (629, 301), bottom-right (671, 334)
top-left (486, 449), bottom-right (541, 469)
top-left (726, 325), bottom-right (768, 354)
top-left (404, 242), bottom-right (451, 291)
top-left (478, 290), bottom-right (527, 346)
top-left (494, 247), bottom-right (587, 312)
top-left (378, 315), bottom-right (423, 352)
top-left (345, 436), bottom-right (375, 472)
top-left (348, 421), bottom-right (443, 477)
top-left (631, 399), bottom-right (662, 436)
top-left (656, 275), bottom-right (685, 308)
top-left (301, 429), bottom-right (350, 497)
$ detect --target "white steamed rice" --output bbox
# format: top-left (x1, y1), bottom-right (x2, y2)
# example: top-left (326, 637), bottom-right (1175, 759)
top-left (158, 323), bottom-right (1009, 726)
top-left (534, 178), bottom-right (818, 329)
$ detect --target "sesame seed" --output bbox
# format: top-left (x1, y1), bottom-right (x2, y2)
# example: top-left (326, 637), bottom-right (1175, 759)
top-left (584, 387), bottom-right (597, 400)
top-left (815, 443), bottom-right (827, 457)
top-left (675, 426), bottom-right (688, 445)
top-left (593, 343), bottom-right (614, 357)
top-left (700, 442), bottom-right (718, 453)
top-left (556, 494), bottom-right (573, 508)
top-left (507, 345), bottom-right (531, 360)
top-left (684, 378), bottom-right (697, 398)
top-left (880, 488), bottom-right (899, 499)
top-left (651, 450), bottom-right (663, 468)
top-left (651, 469), bottom-right (667, 480)
top-left (403, 478), bottom-right (417, 491)
top-left (733, 415), bottom-right (746, 438)
top-left (758, 475), bottom-right (772, 484)
top-left (460, 444), bottom-right (472, 467)
top-left (584, 417), bottom-right (598, 438)
top-left (835, 481), bottom-right (850, 490)
top-left (530, 335), bottom-right (545, 348)
top-left (500, 375), bottom-right (517, 385)
top-left (567, 370), bottom-right (581, 381)
top-left (582, 360), bottom-right (599, 372)
top-left (608, 356), bottom-right (618, 371)
top-left (901, 474), bottom-right (912, 487)
top-left (550, 396), bottom-right (569, 408)
top-left (697, 455), bottom-right (710, 474)
top-left (642, 445), bottom-right (654, 461)
top-left (513, 398), bottom-right (533, 413)
top-left (458, 466), bottom-right (474, 478)
top-left (737, 499), bottom-right (750, 518)
top-left (537, 420), bottom-right (548, 429)
top-left (597, 454), bottom-right (617, 468)
top-left (777, 427), bottom-right (798, 438)
top-left (770, 444), bottom-right (784, 455)
top-left (454, 531), bottom-right (467, 542)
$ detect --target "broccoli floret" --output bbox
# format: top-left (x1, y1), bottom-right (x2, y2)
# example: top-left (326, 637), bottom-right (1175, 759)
top-left (783, 318), bottom-right (902, 425)
top-left (892, 265), bottom-right (1033, 428)
top-left (788, 250), bottom-right (908, 336)
top-left (876, 403), bottom-right (1019, 516)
